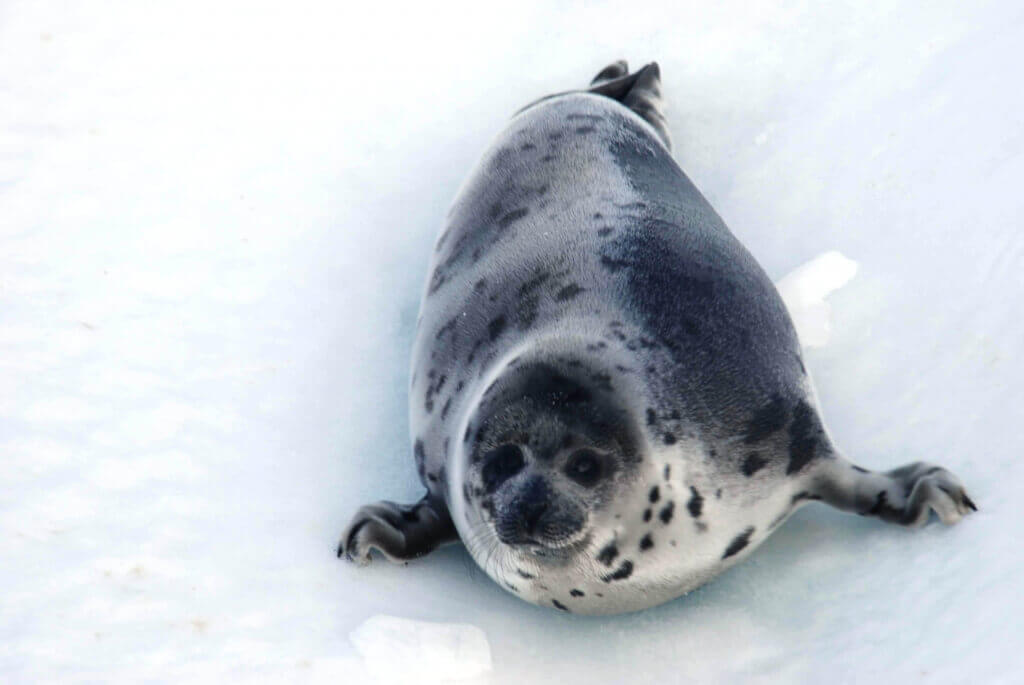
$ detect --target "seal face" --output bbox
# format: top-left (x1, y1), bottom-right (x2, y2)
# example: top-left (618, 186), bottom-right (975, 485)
top-left (338, 61), bottom-right (976, 615)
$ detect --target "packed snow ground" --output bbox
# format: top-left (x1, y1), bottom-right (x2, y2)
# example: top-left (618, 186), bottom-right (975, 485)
top-left (2, 1), bottom-right (1022, 682)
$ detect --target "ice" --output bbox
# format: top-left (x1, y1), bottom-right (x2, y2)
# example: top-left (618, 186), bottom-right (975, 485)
top-left (776, 251), bottom-right (859, 348)
top-left (2, 0), bottom-right (1022, 682)
top-left (350, 615), bottom-right (492, 684)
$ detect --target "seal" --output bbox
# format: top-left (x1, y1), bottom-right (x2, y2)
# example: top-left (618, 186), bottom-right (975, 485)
top-left (337, 61), bottom-right (976, 615)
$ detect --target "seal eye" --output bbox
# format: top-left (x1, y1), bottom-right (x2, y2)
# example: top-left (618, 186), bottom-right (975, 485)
top-left (481, 444), bottom-right (525, 493)
top-left (565, 449), bottom-right (604, 487)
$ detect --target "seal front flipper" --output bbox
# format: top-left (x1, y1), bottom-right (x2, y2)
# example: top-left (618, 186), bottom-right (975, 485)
top-left (338, 494), bottom-right (458, 565)
top-left (809, 457), bottom-right (977, 526)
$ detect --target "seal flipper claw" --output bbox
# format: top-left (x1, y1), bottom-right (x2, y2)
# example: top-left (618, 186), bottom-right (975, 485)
top-left (339, 494), bottom-right (458, 564)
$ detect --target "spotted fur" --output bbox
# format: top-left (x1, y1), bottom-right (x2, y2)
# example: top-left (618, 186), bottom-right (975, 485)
top-left (338, 61), bottom-right (976, 615)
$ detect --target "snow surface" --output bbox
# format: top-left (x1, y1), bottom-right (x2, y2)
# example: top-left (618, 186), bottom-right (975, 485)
top-left (349, 615), bottom-right (491, 684)
top-left (777, 251), bottom-right (859, 348)
top-left (2, 0), bottom-right (1023, 682)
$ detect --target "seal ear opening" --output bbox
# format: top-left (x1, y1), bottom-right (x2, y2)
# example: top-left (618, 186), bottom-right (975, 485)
top-left (587, 62), bottom-right (672, 151)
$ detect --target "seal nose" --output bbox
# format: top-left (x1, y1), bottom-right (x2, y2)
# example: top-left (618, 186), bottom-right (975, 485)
top-left (496, 475), bottom-right (552, 544)
top-left (519, 477), bottom-right (550, 535)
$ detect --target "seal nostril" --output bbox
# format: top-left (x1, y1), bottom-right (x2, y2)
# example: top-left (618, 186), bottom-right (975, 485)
top-left (516, 475), bottom-right (552, 536)
top-left (522, 498), bottom-right (549, 534)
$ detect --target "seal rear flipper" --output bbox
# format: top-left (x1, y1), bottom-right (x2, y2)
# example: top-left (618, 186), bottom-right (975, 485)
top-left (587, 62), bottom-right (672, 151)
top-left (515, 61), bottom-right (672, 151)
top-left (590, 59), bottom-right (629, 85)
top-left (338, 494), bottom-right (459, 564)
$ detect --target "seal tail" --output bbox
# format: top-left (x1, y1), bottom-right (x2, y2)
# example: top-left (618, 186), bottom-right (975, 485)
top-left (588, 61), bottom-right (672, 151)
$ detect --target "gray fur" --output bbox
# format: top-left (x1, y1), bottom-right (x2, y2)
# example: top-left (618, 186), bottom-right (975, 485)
top-left (338, 61), bottom-right (975, 615)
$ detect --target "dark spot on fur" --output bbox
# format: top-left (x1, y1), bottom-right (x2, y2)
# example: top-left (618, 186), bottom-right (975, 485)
top-left (787, 400), bottom-right (823, 474)
top-left (639, 534), bottom-right (654, 551)
top-left (520, 143), bottom-right (535, 151)
top-left (643, 508), bottom-right (652, 522)
top-left (659, 501), bottom-right (675, 524)
top-left (467, 338), bottom-right (484, 363)
top-left (866, 491), bottom-right (893, 517)
top-left (597, 226), bottom-right (614, 237)
top-left (541, 154), bottom-right (554, 162)
top-left (646, 408), bottom-right (658, 426)
top-left (852, 465), bottom-right (868, 473)
top-left (663, 433), bottom-right (677, 445)
top-left (519, 271), bottom-right (550, 296)
top-left (722, 526), bottom-right (755, 559)
top-left (567, 113), bottom-right (600, 123)
top-left (570, 589), bottom-right (584, 597)
top-left (498, 208), bottom-right (529, 229)
top-left (488, 315), bottom-right (507, 341)
top-left (792, 491), bottom-right (822, 505)
top-left (597, 543), bottom-right (618, 566)
top-left (552, 599), bottom-right (569, 612)
top-left (575, 126), bottom-right (596, 134)
top-left (743, 395), bottom-right (788, 444)
top-left (601, 560), bottom-right (634, 582)
top-left (414, 439), bottom-right (426, 464)
top-left (600, 255), bottom-right (630, 272)
top-left (664, 465), bottom-right (671, 481)
top-left (423, 373), bottom-right (447, 413)
top-left (687, 487), bottom-right (704, 518)
top-left (516, 568), bottom-right (535, 579)
top-left (440, 398), bottom-right (452, 420)
top-left (742, 453), bottom-right (767, 476)
top-left (649, 486), bottom-right (660, 503)
top-left (435, 316), bottom-right (458, 340)
top-left (556, 283), bottom-right (584, 300)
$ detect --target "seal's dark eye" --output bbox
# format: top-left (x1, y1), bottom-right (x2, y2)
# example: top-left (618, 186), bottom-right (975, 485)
top-left (481, 444), bottom-right (525, 493)
top-left (565, 449), bottom-right (604, 487)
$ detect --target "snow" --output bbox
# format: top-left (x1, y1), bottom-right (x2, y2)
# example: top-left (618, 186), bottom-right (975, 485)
top-left (2, 0), bottom-right (1022, 682)
top-left (349, 615), bottom-right (492, 684)
top-left (776, 251), bottom-right (859, 348)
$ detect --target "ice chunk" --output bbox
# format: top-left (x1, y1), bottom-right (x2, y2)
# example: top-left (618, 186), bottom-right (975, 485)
top-left (349, 614), bottom-right (492, 684)
top-left (775, 251), bottom-right (859, 348)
